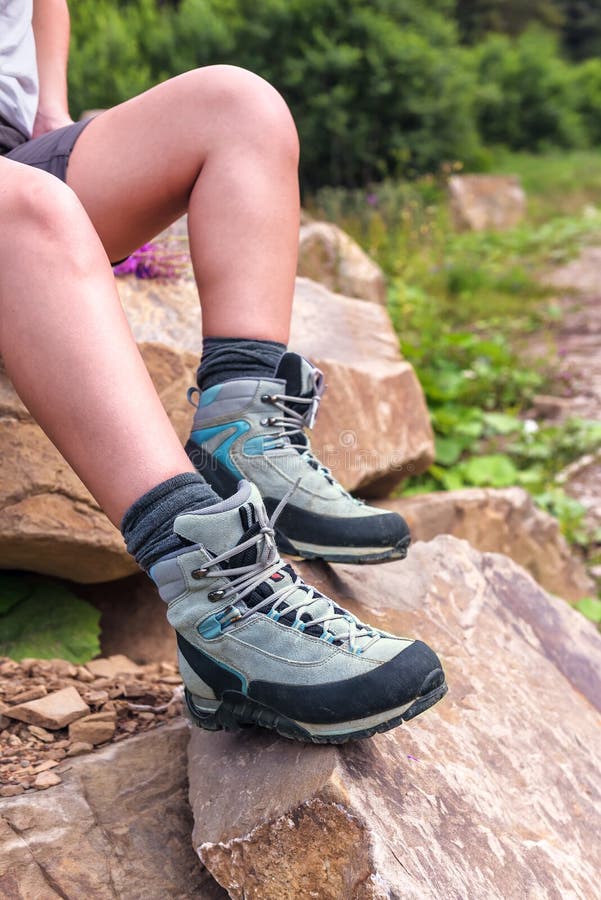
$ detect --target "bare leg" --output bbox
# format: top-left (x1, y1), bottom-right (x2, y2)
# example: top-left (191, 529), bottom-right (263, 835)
top-left (0, 158), bottom-right (195, 525)
top-left (67, 66), bottom-right (300, 343)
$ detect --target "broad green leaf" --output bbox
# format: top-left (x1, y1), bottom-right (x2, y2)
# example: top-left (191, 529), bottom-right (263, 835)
top-left (0, 574), bottom-right (30, 616)
top-left (459, 454), bottom-right (518, 487)
top-left (574, 597), bottom-right (601, 624)
top-left (482, 412), bottom-right (522, 435)
top-left (0, 574), bottom-right (101, 663)
top-left (435, 435), bottom-right (464, 466)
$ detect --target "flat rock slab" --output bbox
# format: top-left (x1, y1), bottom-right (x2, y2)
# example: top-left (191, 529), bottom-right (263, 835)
top-left (378, 486), bottom-right (594, 601)
top-left (189, 536), bottom-right (601, 899)
top-left (5, 686), bottom-right (89, 730)
top-left (0, 721), bottom-right (226, 899)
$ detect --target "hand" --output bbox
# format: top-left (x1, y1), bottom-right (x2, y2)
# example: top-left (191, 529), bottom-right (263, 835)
top-left (31, 109), bottom-right (73, 139)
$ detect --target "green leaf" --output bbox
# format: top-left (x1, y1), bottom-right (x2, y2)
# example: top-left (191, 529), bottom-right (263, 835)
top-left (574, 596), bottom-right (601, 624)
top-left (435, 435), bottom-right (464, 466)
top-left (482, 412), bottom-right (523, 435)
top-left (459, 454), bottom-right (518, 487)
top-left (0, 574), bottom-right (101, 663)
top-left (0, 574), bottom-right (30, 616)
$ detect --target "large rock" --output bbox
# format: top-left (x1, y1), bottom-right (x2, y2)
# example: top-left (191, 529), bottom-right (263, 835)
top-left (0, 343), bottom-right (196, 583)
top-left (188, 536), bottom-right (601, 899)
top-left (118, 275), bottom-right (434, 497)
top-left (449, 174), bottom-right (526, 231)
top-left (0, 721), bottom-right (226, 899)
top-left (0, 274), bottom-right (431, 581)
top-left (377, 486), bottom-right (594, 601)
top-left (289, 279), bottom-right (433, 495)
top-left (298, 220), bottom-right (387, 304)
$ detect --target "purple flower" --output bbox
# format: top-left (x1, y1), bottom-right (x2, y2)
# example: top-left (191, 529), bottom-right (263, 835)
top-left (366, 192), bottom-right (378, 207)
top-left (113, 242), bottom-right (188, 280)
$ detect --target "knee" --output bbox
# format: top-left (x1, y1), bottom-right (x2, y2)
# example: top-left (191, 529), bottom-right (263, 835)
top-left (9, 166), bottom-right (81, 239)
top-left (189, 65), bottom-right (300, 165)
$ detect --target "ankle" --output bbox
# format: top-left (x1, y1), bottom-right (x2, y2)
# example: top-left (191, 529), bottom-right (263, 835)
top-left (197, 337), bottom-right (286, 391)
top-left (121, 473), bottom-right (222, 571)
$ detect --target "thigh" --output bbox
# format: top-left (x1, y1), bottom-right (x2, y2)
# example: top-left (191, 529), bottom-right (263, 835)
top-left (5, 120), bottom-right (91, 182)
top-left (66, 72), bottom-right (205, 263)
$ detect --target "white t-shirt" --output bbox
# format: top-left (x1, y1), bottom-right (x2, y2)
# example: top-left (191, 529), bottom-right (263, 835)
top-left (0, 0), bottom-right (38, 136)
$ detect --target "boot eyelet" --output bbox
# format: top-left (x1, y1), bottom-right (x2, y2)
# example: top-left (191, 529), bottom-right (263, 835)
top-left (261, 394), bottom-right (272, 404)
top-left (267, 417), bottom-right (277, 426)
top-left (260, 417), bottom-right (269, 426)
top-left (208, 589), bottom-right (226, 602)
top-left (191, 568), bottom-right (207, 580)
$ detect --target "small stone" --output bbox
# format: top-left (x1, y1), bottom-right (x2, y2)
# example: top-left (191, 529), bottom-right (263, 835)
top-left (48, 659), bottom-right (78, 678)
top-left (69, 711), bottom-right (116, 746)
top-left (0, 714), bottom-right (11, 730)
top-left (18, 658), bottom-right (37, 672)
top-left (159, 662), bottom-right (177, 675)
top-left (86, 655), bottom-right (141, 678)
top-left (0, 660), bottom-right (20, 676)
top-left (46, 748), bottom-right (67, 762)
top-left (27, 725), bottom-right (54, 743)
top-left (159, 675), bottom-right (182, 685)
top-left (5, 687), bottom-right (90, 730)
top-left (75, 666), bottom-right (95, 683)
top-left (82, 689), bottom-right (109, 706)
top-left (34, 771), bottom-right (62, 789)
top-left (66, 741), bottom-right (93, 757)
top-left (9, 686), bottom-right (47, 704)
top-left (0, 784), bottom-right (25, 797)
top-left (120, 720), bottom-right (138, 734)
top-left (33, 759), bottom-right (59, 774)
top-left (138, 712), bottom-right (155, 722)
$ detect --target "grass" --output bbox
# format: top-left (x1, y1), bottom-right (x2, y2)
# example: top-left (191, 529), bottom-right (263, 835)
top-left (309, 151), bottom-right (601, 621)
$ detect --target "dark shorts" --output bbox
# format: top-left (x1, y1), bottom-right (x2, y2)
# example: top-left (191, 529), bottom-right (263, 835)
top-left (1, 116), bottom-right (92, 183)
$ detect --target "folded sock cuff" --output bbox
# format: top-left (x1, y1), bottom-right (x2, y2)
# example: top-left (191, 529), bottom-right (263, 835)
top-left (121, 472), bottom-right (221, 571)
top-left (197, 337), bottom-right (286, 391)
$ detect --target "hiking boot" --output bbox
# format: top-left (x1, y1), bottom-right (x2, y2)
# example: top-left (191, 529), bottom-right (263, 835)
top-left (185, 352), bottom-right (411, 563)
top-left (150, 480), bottom-right (446, 744)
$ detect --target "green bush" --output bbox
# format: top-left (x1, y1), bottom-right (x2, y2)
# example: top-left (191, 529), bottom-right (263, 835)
top-left (67, 2), bottom-right (601, 191)
top-left (474, 29), bottom-right (586, 151)
top-left (573, 57), bottom-right (601, 145)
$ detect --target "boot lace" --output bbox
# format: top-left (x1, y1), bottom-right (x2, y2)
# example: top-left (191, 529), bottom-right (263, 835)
top-left (194, 487), bottom-right (379, 653)
top-left (260, 391), bottom-right (364, 503)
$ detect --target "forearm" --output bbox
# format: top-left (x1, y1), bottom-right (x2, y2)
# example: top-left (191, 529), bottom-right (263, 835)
top-left (32, 0), bottom-right (71, 124)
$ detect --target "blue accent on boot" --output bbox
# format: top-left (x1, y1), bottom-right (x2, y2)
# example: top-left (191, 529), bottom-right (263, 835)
top-left (189, 420), bottom-right (251, 479)
top-left (243, 435), bottom-right (267, 456)
top-left (198, 384), bottom-right (222, 408)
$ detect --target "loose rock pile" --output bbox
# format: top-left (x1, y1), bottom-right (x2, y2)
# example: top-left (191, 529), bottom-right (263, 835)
top-left (0, 654), bottom-right (182, 795)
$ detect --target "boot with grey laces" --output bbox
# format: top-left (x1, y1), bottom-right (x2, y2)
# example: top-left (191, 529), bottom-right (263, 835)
top-left (185, 351), bottom-right (411, 563)
top-left (150, 479), bottom-right (447, 743)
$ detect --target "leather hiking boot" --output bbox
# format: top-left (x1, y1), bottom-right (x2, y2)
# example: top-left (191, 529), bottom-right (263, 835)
top-left (150, 480), bottom-right (446, 744)
top-left (186, 352), bottom-right (410, 563)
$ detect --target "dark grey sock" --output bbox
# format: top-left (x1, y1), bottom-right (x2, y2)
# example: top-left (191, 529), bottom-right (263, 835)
top-left (121, 473), bottom-right (222, 571)
top-left (197, 337), bottom-right (286, 391)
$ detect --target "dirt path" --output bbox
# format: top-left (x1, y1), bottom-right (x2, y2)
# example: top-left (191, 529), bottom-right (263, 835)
top-left (539, 247), bottom-right (601, 538)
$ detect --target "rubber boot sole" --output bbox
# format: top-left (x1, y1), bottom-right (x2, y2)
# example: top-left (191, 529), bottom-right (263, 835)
top-left (184, 669), bottom-right (447, 745)
top-left (276, 532), bottom-right (411, 565)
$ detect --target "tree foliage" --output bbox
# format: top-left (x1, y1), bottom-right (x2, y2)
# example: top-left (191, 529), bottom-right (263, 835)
top-left (67, 1), bottom-right (601, 190)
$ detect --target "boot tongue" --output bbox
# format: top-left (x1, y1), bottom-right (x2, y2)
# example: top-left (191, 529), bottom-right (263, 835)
top-left (173, 480), bottom-right (373, 649)
top-left (274, 352), bottom-right (325, 426)
top-left (172, 481), bottom-right (265, 558)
